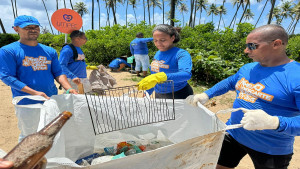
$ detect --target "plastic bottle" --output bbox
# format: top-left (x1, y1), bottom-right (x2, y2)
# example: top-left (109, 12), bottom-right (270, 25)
top-left (3, 111), bottom-right (72, 169)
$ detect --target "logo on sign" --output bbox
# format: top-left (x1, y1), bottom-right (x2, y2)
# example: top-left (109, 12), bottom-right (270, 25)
top-left (63, 14), bottom-right (73, 22)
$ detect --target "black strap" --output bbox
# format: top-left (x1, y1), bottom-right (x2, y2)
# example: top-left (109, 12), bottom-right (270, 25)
top-left (68, 44), bottom-right (78, 61)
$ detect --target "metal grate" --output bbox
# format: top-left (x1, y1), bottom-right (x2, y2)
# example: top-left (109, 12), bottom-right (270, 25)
top-left (85, 81), bottom-right (175, 135)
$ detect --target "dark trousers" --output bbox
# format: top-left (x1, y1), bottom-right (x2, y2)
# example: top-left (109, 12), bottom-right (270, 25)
top-left (155, 83), bottom-right (194, 99)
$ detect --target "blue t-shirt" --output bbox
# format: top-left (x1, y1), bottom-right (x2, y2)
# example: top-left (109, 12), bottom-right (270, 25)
top-left (130, 38), bottom-right (153, 55)
top-left (59, 45), bottom-right (87, 79)
top-left (109, 58), bottom-right (131, 68)
top-left (149, 47), bottom-right (192, 94)
top-left (205, 61), bottom-right (300, 155)
top-left (0, 42), bottom-right (63, 104)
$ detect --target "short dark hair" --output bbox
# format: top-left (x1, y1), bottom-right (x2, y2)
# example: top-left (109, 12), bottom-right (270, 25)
top-left (70, 30), bottom-right (85, 39)
top-left (136, 32), bottom-right (144, 38)
top-left (152, 24), bottom-right (180, 43)
top-left (250, 24), bottom-right (288, 45)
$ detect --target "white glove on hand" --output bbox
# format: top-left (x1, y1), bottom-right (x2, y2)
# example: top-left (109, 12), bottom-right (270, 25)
top-left (185, 93), bottom-right (209, 106)
top-left (240, 109), bottom-right (279, 130)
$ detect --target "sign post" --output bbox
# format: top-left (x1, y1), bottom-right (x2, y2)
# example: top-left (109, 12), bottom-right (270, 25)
top-left (51, 8), bottom-right (83, 43)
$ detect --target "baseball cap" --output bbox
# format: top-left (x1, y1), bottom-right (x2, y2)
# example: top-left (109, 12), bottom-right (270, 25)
top-left (14, 15), bottom-right (41, 28)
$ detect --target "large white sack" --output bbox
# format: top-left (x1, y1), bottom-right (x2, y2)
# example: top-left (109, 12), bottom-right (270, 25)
top-left (13, 94), bottom-right (236, 169)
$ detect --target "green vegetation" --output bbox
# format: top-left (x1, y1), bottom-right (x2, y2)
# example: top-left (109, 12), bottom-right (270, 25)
top-left (1, 23), bottom-right (299, 86)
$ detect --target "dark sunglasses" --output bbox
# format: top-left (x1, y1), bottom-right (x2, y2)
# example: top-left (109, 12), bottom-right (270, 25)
top-left (245, 43), bottom-right (259, 50)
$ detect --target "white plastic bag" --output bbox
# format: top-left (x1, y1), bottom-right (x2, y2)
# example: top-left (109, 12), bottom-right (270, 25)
top-left (13, 94), bottom-right (239, 169)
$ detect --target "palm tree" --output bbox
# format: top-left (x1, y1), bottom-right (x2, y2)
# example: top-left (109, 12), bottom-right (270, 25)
top-left (243, 8), bottom-right (254, 22)
top-left (238, 0), bottom-right (250, 24)
top-left (147, 0), bottom-right (151, 25)
top-left (207, 3), bottom-right (218, 23)
top-left (151, 0), bottom-right (162, 24)
top-left (197, 0), bottom-right (207, 25)
top-left (74, 2), bottom-right (89, 31)
top-left (217, 5), bottom-right (227, 30)
top-left (129, 0), bottom-right (138, 24)
top-left (271, 6), bottom-right (281, 24)
top-left (41, 0), bottom-right (54, 34)
top-left (279, 1), bottom-right (293, 24)
top-left (178, 3), bottom-right (188, 26)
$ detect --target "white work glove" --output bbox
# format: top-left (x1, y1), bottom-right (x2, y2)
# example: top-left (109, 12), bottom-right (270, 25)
top-left (240, 109), bottom-right (279, 130)
top-left (185, 93), bottom-right (209, 106)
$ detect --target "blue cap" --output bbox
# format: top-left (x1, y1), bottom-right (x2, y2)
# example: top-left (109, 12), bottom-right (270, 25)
top-left (14, 15), bottom-right (41, 28)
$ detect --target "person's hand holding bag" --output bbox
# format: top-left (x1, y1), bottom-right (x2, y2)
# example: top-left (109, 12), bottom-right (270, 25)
top-left (138, 72), bottom-right (167, 90)
top-left (185, 93), bottom-right (209, 106)
top-left (241, 109), bottom-right (279, 130)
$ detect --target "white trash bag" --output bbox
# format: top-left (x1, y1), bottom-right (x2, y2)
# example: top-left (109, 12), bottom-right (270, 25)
top-left (12, 94), bottom-right (239, 169)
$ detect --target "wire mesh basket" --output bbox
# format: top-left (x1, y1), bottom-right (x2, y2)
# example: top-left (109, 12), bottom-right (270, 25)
top-left (85, 80), bottom-right (175, 135)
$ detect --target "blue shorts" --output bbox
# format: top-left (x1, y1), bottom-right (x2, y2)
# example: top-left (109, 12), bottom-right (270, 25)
top-left (134, 54), bottom-right (149, 71)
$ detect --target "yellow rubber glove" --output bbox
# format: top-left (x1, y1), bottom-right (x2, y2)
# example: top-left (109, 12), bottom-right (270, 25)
top-left (138, 72), bottom-right (167, 90)
top-left (86, 65), bottom-right (98, 70)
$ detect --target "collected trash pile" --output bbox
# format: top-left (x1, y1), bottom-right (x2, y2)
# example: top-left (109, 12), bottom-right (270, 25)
top-left (76, 139), bottom-right (173, 166)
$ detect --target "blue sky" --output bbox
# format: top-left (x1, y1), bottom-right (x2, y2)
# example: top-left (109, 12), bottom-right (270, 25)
top-left (0, 0), bottom-right (299, 34)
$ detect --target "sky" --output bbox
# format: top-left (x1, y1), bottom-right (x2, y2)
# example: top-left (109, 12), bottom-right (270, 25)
top-left (0, 0), bottom-right (299, 34)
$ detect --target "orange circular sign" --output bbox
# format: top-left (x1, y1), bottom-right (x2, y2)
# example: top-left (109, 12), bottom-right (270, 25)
top-left (51, 8), bottom-right (83, 34)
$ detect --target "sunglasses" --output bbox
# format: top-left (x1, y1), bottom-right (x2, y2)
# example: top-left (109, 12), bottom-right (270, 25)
top-left (245, 43), bottom-right (259, 50)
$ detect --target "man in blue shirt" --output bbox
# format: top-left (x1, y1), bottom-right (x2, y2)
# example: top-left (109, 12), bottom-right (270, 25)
top-left (108, 57), bottom-right (131, 71)
top-left (186, 25), bottom-right (299, 169)
top-left (59, 30), bottom-right (91, 93)
top-left (0, 15), bottom-right (77, 142)
top-left (130, 32), bottom-right (153, 77)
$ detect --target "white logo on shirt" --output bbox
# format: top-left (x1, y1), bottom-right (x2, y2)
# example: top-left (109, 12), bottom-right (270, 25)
top-left (22, 56), bottom-right (51, 71)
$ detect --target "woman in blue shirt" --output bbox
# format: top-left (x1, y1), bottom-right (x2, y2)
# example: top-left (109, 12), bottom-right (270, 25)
top-left (138, 24), bottom-right (193, 99)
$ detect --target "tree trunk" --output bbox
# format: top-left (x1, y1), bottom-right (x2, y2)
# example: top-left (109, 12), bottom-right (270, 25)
top-left (193, 0), bottom-right (197, 27)
top-left (147, 0), bottom-right (151, 25)
top-left (92, 0), bottom-right (94, 30)
top-left (291, 19), bottom-right (299, 35)
top-left (0, 18), bottom-right (6, 34)
top-left (229, 3), bottom-right (241, 28)
top-left (199, 8), bottom-right (202, 25)
top-left (162, 0), bottom-right (164, 24)
top-left (189, 0), bottom-right (195, 27)
top-left (63, 0), bottom-right (66, 8)
top-left (267, 0), bottom-right (276, 24)
top-left (255, 0), bottom-right (268, 27)
top-left (41, 0), bottom-right (54, 34)
top-left (111, 2), bottom-right (117, 25)
top-left (97, 0), bottom-right (100, 29)
top-left (134, 8), bottom-right (137, 24)
top-left (143, 0), bottom-right (146, 22)
top-left (239, 2), bottom-right (249, 24)
top-left (10, 0), bottom-right (16, 19)
top-left (126, 0), bottom-right (128, 27)
top-left (14, 0), bottom-right (18, 17)
top-left (69, 0), bottom-right (73, 9)
top-left (170, 0), bottom-right (175, 26)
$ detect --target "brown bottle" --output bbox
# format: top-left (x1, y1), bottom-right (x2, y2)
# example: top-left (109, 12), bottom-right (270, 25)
top-left (3, 111), bottom-right (72, 169)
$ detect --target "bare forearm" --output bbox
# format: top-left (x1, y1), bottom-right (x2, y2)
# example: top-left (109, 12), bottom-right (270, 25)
top-left (21, 86), bottom-right (50, 99)
top-left (21, 86), bottom-right (40, 95)
top-left (55, 75), bottom-right (72, 90)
